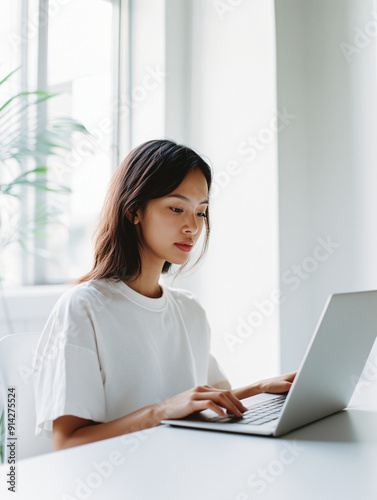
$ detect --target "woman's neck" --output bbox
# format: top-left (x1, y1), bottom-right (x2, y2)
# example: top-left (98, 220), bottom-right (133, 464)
top-left (124, 273), bottom-right (162, 299)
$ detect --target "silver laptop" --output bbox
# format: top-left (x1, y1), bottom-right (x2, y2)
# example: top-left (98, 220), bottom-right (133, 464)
top-left (162, 290), bottom-right (377, 437)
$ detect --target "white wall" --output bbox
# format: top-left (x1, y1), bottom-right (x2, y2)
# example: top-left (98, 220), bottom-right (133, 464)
top-left (162, 0), bottom-right (280, 388)
top-left (275, 0), bottom-right (377, 371)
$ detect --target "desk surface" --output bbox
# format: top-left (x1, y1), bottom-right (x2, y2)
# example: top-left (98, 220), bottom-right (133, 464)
top-left (1, 378), bottom-right (377, 500)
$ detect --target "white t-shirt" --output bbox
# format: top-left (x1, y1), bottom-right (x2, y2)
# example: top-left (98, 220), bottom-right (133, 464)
top-left (32, 279), bottom-right (230, 438)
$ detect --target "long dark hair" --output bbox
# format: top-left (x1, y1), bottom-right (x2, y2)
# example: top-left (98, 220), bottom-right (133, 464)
top-left (77, 139), bottom-right (212, 284)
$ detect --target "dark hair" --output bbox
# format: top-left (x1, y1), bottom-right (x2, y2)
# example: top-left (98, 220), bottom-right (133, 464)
top-left (77, 139), bottom-right (212, 284)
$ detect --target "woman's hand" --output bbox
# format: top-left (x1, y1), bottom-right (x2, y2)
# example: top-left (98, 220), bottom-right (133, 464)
top-left (155, 385), bottom-right (249, 422)
top-left (257, 371), bottom-right (297, 394)
top-left (154, 373), bottom-right (297, 423)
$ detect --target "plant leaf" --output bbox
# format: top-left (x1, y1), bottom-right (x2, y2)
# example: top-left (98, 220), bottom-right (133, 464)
top-left (0, 66), bottom-right (21, 86)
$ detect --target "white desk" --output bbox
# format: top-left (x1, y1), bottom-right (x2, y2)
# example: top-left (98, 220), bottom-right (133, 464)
top-left (1, 378), bottom-right (377, 500)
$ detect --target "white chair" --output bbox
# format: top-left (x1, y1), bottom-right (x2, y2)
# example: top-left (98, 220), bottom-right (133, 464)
top-left (0, 333), bottom-right (53, 462)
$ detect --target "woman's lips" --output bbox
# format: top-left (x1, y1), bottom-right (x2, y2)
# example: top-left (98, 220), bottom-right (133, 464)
top-left (174, 243), bottom-right (193, 252)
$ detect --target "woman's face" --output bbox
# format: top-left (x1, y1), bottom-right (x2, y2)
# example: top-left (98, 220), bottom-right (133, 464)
top-left (134, 168), bottom-right (209, 269)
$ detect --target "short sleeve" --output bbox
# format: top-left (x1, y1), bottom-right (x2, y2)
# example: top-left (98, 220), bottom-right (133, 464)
top-left (207, 353), bottom-right (231, 390)
top-left (32, 288), bottom-right (106, 439)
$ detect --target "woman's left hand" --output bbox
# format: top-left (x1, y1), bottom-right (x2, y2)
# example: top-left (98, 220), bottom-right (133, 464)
top-left (258, 371), bottom-right (297, 394)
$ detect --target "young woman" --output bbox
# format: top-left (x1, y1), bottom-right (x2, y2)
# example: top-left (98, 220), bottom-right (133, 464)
top-left (32, 139), bottom-right (296, 451)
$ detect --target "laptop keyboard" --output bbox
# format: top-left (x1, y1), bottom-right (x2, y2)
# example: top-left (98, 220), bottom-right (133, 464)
top-left (206, 395), bottom-right (286, 426)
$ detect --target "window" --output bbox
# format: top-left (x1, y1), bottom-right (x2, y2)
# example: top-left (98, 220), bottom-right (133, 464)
top-left (1, 0), bottom-right (120, 286)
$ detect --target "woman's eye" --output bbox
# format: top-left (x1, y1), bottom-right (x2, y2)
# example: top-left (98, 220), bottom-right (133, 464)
top-left (170, 207), bottom-right (207, 217)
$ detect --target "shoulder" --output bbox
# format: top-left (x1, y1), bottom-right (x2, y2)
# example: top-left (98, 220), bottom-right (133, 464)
top-left (164, 286), bottom-right (211, 342)
top-left (165, 285), bottom-right (207, 315)
top-left (52, 279), bottom-right (116, 319)
top-left (35, 281), bottom-right (115, 364)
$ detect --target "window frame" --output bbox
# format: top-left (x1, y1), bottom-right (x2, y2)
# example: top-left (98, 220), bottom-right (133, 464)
top-left (17, 0), bottom-right (124, 286)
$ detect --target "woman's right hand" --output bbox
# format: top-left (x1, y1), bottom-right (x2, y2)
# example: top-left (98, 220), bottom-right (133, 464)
top-left (53, 386), bottom-right (248, 450)
top-left (155, 385), bottom-right (249, 422)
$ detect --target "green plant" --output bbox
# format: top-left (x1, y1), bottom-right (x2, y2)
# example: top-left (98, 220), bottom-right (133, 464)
top-left (0, 67), bottom-right (89, 263)
top-left (0, 67), bottom-right (90, 462)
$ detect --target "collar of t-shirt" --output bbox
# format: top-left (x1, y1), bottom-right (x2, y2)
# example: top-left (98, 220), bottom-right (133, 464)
top-left (111, 280), bottom-right (168, 312)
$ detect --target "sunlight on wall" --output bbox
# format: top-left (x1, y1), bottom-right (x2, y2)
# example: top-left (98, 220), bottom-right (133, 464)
top-left (162, 0), bottom-right (280, 388)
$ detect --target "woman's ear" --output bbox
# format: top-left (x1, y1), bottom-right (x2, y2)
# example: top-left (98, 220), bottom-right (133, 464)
top-left (133, 212), bottom-right (140, 224)
top-left (126, 207), bottom-right (141, 224)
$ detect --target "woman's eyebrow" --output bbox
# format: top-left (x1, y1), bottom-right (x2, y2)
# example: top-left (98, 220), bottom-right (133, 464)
top-left (165, 194), bottom-right (209, 204)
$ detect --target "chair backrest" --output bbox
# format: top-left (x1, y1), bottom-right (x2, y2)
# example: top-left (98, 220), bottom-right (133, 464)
top-left (0, 333), bottom-right (53, 462)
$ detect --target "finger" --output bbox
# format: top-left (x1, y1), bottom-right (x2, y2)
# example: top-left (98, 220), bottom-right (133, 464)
top-left (279, 381), bottom-right (292, 392)
top-left (205, 388), bottom-right (249, 413)
top-left (206, 400), bottom-right (229, 417)
top-left (284, 371), bottom-right (297, 382)
top-left (192, 400), bottom-right (228, 418)
top-left (194, 392), bottom-right (245, 417)
top-left (198, 386), bottom-right (248, 412)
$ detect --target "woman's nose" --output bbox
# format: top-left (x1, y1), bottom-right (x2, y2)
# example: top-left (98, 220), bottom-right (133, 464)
top-left (183, 213), bottom-right (199, 234)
